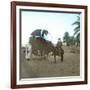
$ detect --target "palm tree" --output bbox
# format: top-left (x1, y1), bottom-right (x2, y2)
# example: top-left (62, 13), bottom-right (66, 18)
top-left (72, 16), bottom-right (80, 46)
top-left (72, 16), bottom-right (80, 35)
top-left (69, 36), bottom-right (75, 46)
top-left (63, 32), bottom-right (70, 46)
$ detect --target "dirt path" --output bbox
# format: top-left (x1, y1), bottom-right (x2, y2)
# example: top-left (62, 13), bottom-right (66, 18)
top-left (20, 46), bottom-right (80, 79)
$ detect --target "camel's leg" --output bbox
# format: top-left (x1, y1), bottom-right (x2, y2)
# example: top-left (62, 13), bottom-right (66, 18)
top-left (54, 55), bottom-right (56, 63)
top-left (61, 54), bottom-right (63, 62)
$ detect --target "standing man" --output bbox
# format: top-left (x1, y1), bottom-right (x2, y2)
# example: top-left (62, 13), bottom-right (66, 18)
top-left (56, 38), bottom-right (64, 62)
top-left (57, 38), bottom-right (62, 48)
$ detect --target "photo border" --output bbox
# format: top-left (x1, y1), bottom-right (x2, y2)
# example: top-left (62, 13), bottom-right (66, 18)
top-left (11, 1), bottom-right (88, 89)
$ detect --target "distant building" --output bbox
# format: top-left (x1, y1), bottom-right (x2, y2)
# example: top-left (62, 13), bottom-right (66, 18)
top-left (62, 42), bottom-right (67, 46)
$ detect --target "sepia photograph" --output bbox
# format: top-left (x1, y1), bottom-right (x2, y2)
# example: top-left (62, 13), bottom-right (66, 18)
top-left (20, 9), bottom-right (80, 79)
top-left (11, 1), bottom-right (87, 88)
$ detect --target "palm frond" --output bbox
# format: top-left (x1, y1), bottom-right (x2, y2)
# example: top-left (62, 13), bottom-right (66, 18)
top-left (72, 21), bottom-right (80, 25)
top-left (72, 16), bottom-right (80, 26)
top-left (74, 29), bottom-right (80, 36)
top-left (76, 33), bottom-right (80, 42)
top-left (77, 16), bottom-right (80, 20)
top-left (74, 25), bottom-right (80, 31)
top-left (76, 33), bottom-right (80, 39)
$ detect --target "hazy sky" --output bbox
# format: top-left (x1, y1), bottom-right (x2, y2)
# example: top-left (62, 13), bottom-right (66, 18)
top-left (21, 10), bottom-right (80, 46)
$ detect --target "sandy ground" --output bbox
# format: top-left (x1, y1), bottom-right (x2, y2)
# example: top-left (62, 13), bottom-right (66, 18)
top-left (20, 46), bottom-right (80, 79)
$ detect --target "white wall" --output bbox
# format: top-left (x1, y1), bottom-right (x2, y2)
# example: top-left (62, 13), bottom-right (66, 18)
top-left (0, 0), bottom-right (89, 90)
